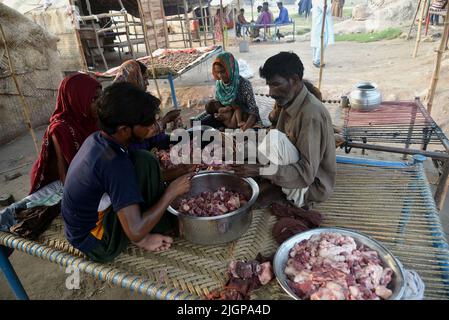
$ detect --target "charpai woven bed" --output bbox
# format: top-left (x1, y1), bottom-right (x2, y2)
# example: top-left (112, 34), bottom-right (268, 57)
top-left (1, 157), bottom-right (449, 299)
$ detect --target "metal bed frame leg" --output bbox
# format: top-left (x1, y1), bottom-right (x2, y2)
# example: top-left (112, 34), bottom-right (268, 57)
top-left (0, 246), bottom-right (29, 300)
top-left (435, 159), bottom-right (449, 211)
top-left (168, 73), bottom-right (178, 109)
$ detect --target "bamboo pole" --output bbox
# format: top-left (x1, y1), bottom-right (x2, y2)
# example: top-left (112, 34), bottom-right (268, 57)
top-left (85, 0), bottom-right (108, 69)
top-left (251, 0), bottom-right (254, 21)
top-left (318, 0), bottom-right (327, 90)
top-left (198, 0), bottom-right (208, 46)
top-left (177, 2), bottom-right (187, 48)
top-left (159, 0), bottom-right (170, 48)
top-left (123, 13), bottom-right (135, 59)
top-left (425, 5), bottom-right (449, 114)
top-left (183, 0), bottom-right (193, 48)
top-left (137, 0), bottom-right (150, 55)
top-left (406, 0), bottom-right (422, 40)
top-left (0, 24), bottom-right (39, 157)
top-left (139, 1), bottom-right (162, 103)
top-left (146, 0), bottom-right (160, 49)
top-left (413, 0), bottom-right (428, 58)
top-left (220, 0), bottom-right (226, 50)
top-left (68, 0), bottom-right (88, 71)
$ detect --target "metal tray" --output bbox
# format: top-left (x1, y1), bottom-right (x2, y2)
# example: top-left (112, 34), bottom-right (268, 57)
top-left (273, 227), bottom-right (406, 300)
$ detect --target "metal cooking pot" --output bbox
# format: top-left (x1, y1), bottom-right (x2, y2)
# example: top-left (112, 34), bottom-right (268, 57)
top-left (167, 172), bottom-right (259, 245)
top-left (349, 81), bottom-right (382, 112)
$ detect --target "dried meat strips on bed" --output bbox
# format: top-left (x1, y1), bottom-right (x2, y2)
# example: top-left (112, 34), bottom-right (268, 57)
top-left (271, 201), bottom-right (323, 244)
top-left (207, 255), bottom-right (274, 300)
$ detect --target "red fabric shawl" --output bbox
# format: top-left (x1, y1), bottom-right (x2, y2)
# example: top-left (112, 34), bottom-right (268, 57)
top-left (29, 73), bottom-right (101, 193)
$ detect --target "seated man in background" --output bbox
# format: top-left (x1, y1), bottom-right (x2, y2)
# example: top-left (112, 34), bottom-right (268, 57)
top-left (274, 1), bottom-right (290, 24)
top-left (236, 8), bottom-right (249, 37)
top-left (61, 82), bottom-right (193, 262)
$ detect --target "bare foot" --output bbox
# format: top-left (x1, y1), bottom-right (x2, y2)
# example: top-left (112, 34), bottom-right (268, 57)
top-left (133, 234), bottom-right (173, 252)
top-left (238, 121), bottom-right (246, 127)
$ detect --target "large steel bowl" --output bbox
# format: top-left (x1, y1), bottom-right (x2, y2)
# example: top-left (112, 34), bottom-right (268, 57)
top-left (273, 227), bottom-right (406, 300)
top-left (349, 81), bottom-right (382, 112)
top-left (167, 172), bottom-right (259, 245)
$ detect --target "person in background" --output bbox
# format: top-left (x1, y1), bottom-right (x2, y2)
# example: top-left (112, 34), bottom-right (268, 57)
top-left (61, 82), bottom-right (194, 262)
top-left (298, 0), bottom-right (312, 18)
top-left (274, 2), bottom-right (290, 24)
top-left (203, 52), bottom-right (261, 131)
top-left (263, 2), bottom-right (274, 24)
top-left (214, 8), bottom-right (229, 41)
top-left (331, 0), bottom-right (345, 18)
top-left (256, 2), bottom-right (273, 41)
top-left (236, 8), bottom-right (249, 37)
top-left (311, 0), bottom-right (334, 68)
top-left (430, 0), bottom-right (448, 26)
top-left (30, 73), bottom-right (101, 193)
top-left (113, 60), bottom-right (180, 152)
top-left (251, 5), bottom-right (264, 38)
top-left (274, 1), bottom-right (290, 39)
top-left (113, 59), bottom-right (194, 181)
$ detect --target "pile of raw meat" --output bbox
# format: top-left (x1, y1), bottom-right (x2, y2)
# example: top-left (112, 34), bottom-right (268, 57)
top-left (285, 232), bottom-right (394, 300)
top-left (177, 187), bottom-right (247, 217)
top-left (207, 254), bottom-right (274, 300)
top-left (153, 145), bottom-right (230, 171)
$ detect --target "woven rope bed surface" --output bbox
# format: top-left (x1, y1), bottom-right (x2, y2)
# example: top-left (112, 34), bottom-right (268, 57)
top-left (1, 162), bottom-right (449, 299)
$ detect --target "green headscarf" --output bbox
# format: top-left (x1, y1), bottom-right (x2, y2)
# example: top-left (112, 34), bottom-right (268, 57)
top-left (213, 52), bottom-right (240, 106)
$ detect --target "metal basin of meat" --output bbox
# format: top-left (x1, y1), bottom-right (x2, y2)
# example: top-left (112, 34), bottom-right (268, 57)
top-left (273, 227), bottom-right (406, 300)
top-left (167, 172), bottom-right (259, 245)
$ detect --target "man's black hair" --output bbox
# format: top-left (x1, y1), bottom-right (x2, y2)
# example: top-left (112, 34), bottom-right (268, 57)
top-left (259, 51), bottom-right (304, 81)
top-left (137, 61), bottom-right (147, 75)
top-left (97, 82), bottom-right (160, 134)
top-left (240, 8), bottom-right (245, 12)
top-left (277, 2), bottom-right (283, 5)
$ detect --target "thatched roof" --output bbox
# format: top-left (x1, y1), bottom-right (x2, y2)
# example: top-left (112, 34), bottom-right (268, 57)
top-left (0, 3), bottom-right (63, 144)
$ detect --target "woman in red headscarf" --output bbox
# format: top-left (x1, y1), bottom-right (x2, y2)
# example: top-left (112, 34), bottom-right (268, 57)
top-left (29, 73), bottom-right (102, 193)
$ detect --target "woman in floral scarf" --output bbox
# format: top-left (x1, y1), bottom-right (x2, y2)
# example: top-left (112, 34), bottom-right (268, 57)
top-left (204, 52), bottom-right (260, 131)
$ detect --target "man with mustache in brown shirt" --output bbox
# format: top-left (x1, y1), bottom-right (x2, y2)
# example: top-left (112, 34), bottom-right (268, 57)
top-left (232, 52), bottom-right (336, 209)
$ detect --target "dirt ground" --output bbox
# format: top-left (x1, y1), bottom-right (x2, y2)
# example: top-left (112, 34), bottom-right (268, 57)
top-left (1, 30), bottom-right (449, 299)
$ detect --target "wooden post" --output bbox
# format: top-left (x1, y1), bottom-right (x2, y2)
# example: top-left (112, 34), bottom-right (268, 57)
top-left (426, 5), bottom-right (449, 114)
top-left (69, 0), bottom-right (88, 71)
top-left (137, 0), bottom-right (150, 55)
top-left (318, 0), bottom-right (327, 90)
top-left (183, 0), bottom-right (193, 48)
top-left (220, 0), bottom-right (226, 50)
top-left (85, 0), bottom-right (108, 70)
top-left (123, 13), bottom-right (135, 59)
top-left (0, 24), bottom-right (39, 157)
top-left (413, 0), bottom-right (428, 58)
top-left (177, 2), bottom-right (187, 48)
top-left (434, 159), bottom-right (449, 211)
top-left (407, 0), bottom-right (422, 40)
top-left (251, 0), bottom-right (254, 21)
top-left (159, 0), bottom-right (170, 48)
top-left (140, 10), bottom-right (163, 103)
top-left (146, 0), bottom-right (160, 49)
top-left (198, 0), bottom-right (208, 46)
